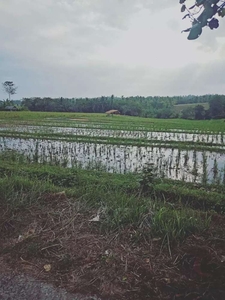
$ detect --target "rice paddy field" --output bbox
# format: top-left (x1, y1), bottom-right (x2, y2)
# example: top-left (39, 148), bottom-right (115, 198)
top-left (1, 111), bottom-right (225, 184)
top-left (0, 111), bottom-right (225, 300)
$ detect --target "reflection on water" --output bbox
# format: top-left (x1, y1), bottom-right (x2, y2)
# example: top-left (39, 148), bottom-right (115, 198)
top-left (0, 125), bottom-right (225, 145)
top-left (0, 137), bottom-right (224, 184)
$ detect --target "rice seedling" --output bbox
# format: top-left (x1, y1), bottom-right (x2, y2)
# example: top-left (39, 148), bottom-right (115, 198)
top-left (1, 136), bottom-right (225, 184)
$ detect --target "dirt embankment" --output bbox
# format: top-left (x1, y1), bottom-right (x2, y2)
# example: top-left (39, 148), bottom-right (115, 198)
top-left (0, 192), bottom-right (225, 300)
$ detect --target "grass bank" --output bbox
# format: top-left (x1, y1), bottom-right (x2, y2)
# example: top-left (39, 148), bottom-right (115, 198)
top-left (0, 152), bottom-right (225, 299)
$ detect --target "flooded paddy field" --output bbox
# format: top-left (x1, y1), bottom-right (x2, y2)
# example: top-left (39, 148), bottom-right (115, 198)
top-left (0, 125), bottom-right (225, 155)
top-left (1, 137), bottom-right (224, 184)
top-left (0, 113), bottom-right (225, 185)
top-left (0, 125), bottom-right (225, 144)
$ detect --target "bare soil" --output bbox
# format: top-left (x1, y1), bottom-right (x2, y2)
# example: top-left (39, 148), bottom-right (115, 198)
top-left (0, 192), bottom-right (225, 300)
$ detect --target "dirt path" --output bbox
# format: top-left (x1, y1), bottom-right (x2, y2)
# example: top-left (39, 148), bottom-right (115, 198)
top-left (0, 272), bottom-right (101, 300)
top-left (0, 257), bottom-right (101, 300)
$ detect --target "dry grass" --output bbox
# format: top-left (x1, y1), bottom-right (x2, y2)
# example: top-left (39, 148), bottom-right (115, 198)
top-left (1, 192), bottom-right (225, 300)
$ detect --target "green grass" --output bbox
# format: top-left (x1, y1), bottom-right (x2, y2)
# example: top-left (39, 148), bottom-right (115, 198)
top-left (0, 111), bottom-right (225, 133)
top-left (1, 151), bottom-right (222, 242)
top-left (151, 207), bottom-right (211, 241)
top-left (0, 175), bottom-right (58, 208)
top-left (153, 182), bottom-right (225, 213)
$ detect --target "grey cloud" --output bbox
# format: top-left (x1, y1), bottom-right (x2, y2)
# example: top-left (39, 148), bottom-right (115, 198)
top-left (196, 20), bottom-right (225, 52)
top-left (0, 0), bottom-right (143, 66)
top-left (0, 0), bottom-right (225, 100)
top-left (167, 19), bottom-right (180, 31)
top-left (160, 60), bottom-right (225, 96)
top-left (1, 55), bottom-right (225, 99)
top-left (141, 0), bottom-right (176, 11)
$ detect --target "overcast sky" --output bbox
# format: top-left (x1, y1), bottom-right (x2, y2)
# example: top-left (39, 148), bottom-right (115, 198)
top-left (0, 0), bottom-right (225, 99)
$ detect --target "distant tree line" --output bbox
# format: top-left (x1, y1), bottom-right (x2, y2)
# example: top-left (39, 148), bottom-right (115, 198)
top-left (175, 94), bottom-right (214, 105)
top-left (21, 94), bottom-right (225, 120)
top-left (0, 99), bottom-right (23, 111)
top-left (21, 95), bottom-right (176, 118)
top-left (180, 95), bottom-right (225, 120)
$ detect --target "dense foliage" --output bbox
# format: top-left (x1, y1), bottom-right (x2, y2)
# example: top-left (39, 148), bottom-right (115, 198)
top-left (180, 95), bottom-right (225, 119)
top-left (21, 94), bottom-right (225, 120)
top-left (21, 95), bottom-right (175, 118)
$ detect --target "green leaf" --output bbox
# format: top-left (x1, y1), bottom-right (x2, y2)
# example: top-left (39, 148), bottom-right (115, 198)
top-left (182, 13), bottom-right (190, 20)
top-left (198, 7), bottom-right (214, 26)
top-left (196, 0), bottom-right (205, 6)
top-left (187, 23), bottom-right (202, 40)
top-left (218, 8), bottom-right (225, 17)
top-left (208, 0), bottom-right (220, 4)
top-left (189, 4), bottom-right (196, 9)
top-left (182, 28), bottom-right (191, 33)
top-left (204, 6), bottom-right (214, 19)
top-left (181, 5), bottom-right (186, 12)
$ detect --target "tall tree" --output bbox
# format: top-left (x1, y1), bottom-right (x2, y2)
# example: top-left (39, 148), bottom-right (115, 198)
top-left (209, 95), bottom-right (225, 118)
top-left (194, 104), bottom-right (206, 119)
top-left (2, 81), bottom-right (18, 100)
top-left (181, 106), bottom-right (195, 119)
top-left (180, 0), bottom-right (225, 40)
